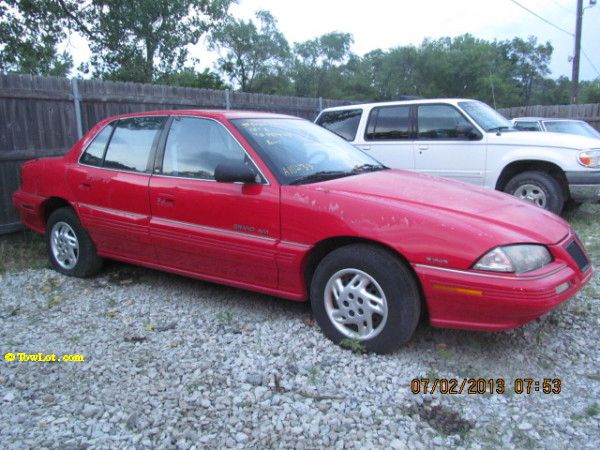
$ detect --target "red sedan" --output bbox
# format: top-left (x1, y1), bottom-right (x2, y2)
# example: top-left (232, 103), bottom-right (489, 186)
top-left (13, 110), bottom-right (593, 353)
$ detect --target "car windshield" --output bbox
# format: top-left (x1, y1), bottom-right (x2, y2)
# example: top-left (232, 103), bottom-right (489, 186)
top-left (543, 120), bottom-right (600, 139)
top-left (230, 118), bottom-right (386, 185)
top-left (458, 100), bottom-right (515, 132)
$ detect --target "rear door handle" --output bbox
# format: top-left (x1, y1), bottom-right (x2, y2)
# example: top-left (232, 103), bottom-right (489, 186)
top-left (79, 182), bottom-right (91, 191)
top-left (358, 145), bottom-right (371, 151)
top-left (418, 145), bottom-right (429, 150)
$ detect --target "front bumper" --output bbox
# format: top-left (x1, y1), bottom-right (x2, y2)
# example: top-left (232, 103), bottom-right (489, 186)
top-left (566, 171), bottom-right (600, 202)
top-left (414, 236), bottom-right (593, 331)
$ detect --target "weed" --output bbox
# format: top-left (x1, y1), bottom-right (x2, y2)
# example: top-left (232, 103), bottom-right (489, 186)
top-left (47, 294), bottom-right (62, 308)
top-left (339, 338), bottom-right (367, 354)
top-left (307, 366), bottom-right (319, 386)
top-left (144, 323), bottom-right (156, 332)
top-left (216, 311), bottom-right (234, 324)
top-left (585, 402), bottom-right (600, 417)
top-left (106, 311), bottom-right (119, 318)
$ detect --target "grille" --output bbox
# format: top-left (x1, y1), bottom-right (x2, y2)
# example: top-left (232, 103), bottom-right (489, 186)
top-left (566, 240), bottom-right (590, 271)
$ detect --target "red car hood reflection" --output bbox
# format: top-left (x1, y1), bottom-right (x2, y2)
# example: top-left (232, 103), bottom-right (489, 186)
top-left (305, 169), bottom-right (570, 245)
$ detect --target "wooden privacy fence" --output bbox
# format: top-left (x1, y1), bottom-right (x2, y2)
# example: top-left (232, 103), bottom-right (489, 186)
top-left (498, 103), bottom-right (600, 130)
top-left (0, 73), bottom-right (349, 234)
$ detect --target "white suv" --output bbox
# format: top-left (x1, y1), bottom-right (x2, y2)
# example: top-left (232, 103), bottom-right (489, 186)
top-left (315, 99), bottom-right (600, 214)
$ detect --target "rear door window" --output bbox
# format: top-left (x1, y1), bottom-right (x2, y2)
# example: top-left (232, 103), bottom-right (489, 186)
top-left (417, 104), bottom-right (476, 140)
top-left (103, 117), bottom-right (166, 172)
top-left (316, 109), bottom-right (362, 141)
top-left (365, 106), bottom-right (411, 140)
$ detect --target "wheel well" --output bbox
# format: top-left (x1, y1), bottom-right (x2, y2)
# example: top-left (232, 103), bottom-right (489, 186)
top-left (41, 197), bottom-right (72, 224)
top-left (303, 236), bottom-right (428, 318)
top-left (495, 160), bottom-right (568, 197)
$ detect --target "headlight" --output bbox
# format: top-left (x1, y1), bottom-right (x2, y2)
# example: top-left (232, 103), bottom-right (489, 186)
top-left (473, 245), bottom-right (552, 273)
top-left (578, 149), bottom-right (600, 167)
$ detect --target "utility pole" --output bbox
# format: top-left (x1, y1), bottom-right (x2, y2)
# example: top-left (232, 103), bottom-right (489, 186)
top-left (571, 0), bottom-right (583, 104)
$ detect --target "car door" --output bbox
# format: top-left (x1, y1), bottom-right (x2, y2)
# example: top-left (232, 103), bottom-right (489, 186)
top-left (148, 116), bottom-right (280, 288)
top-left (413, 104), bottom-right (486, 186)
top-left (358, 105), bottom-right (415, 170)
top-left (68, 116), bottom-right (166, 261)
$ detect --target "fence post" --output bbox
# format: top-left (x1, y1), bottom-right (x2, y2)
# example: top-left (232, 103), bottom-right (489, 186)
top-left (71, 78), bottom-right (83, 139)
top-left (224, 89), bottom-right (231, 110)
top-left (318, 96), bottom-right (323, 112)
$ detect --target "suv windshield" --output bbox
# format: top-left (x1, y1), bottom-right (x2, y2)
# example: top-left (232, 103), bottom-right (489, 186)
top-left (230, 118), bottom-right (385, 185)
top-left (459, 101), bottom-right (515, 132)
top-left (544, 120), bottom-right (600, 139)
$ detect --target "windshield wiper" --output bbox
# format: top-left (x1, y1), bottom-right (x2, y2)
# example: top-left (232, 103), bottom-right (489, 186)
top-left (288, 170), bottom-right (351, 185)
top-left (352, 163), bottom-right (386, 173)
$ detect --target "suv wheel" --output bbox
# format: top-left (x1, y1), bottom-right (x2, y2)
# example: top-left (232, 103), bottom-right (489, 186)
top-left (310, 244), bottom-right (420, 354)
top-left (46, 207), bottom-right (103, 277)
top-left (504, 171), bottom-right (564, 214)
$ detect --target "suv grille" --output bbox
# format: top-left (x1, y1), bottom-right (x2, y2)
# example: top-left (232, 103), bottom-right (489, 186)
top-left (566, 240), bottom-right (590, 271)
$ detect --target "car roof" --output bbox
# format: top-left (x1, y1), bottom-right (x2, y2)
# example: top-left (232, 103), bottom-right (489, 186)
top-left (321, 98), bottom-right (479, 113)
top-left (513, 117), bottom-right (584, 123)
top-left (105, 109), bottom-right (300, 121)
top-left (318, 98), bottom-right (477, 113)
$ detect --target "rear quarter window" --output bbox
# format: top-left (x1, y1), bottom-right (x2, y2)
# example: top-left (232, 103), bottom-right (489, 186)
top-left (316, 109), bottom-right (362, 141)
top-left (80, 124), bottom-right (114, 166)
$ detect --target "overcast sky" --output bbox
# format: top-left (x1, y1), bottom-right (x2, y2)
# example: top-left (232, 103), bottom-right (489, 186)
top-left (65, 0), bottom-right (600, 80)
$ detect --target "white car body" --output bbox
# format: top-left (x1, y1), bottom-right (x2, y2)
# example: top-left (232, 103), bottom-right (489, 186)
top-left (315, 99), bottom-right (600, 212)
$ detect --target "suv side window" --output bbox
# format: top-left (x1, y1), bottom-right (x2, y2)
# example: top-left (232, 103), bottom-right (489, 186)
top-left (316, 109), bottom-right (362, 141)
top-left (103, 117), bottom-right (166, 172)
top-left (365, 105), bottom-right (411, 140)
top-left (162, 117), bottom-right (249, 181)
top-left (514, 121), bottom-right (540, 131)
top-left (80, 123), bottom-right (114, 167)
top-left (417, 105), bottom-right (477, 140)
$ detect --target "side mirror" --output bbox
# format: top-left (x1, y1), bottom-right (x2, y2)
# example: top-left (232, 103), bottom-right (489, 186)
top-left (214, 161), bottom-right (257, 184)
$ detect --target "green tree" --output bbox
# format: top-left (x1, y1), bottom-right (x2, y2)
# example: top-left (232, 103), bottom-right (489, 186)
top-left (507, 36), bottom-right (553, 106)
top-left (210, 10), bottom-right (290, 92)
top-left (55, 0), bottom-right (234, 82)
top-left (155, 67), bottom-right (228, 89)
top-left (0, 0), bottom-right (72, 76)
top-left (580, 79), bottom-right (600, 103)
top-left (292, 32), bottom-right (354, 98)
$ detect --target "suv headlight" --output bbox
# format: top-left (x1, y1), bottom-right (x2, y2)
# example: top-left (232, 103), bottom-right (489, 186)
top-left (578, 149), bottom-right (600, 167)
top-left (473, 245), bottom-right (552, 273)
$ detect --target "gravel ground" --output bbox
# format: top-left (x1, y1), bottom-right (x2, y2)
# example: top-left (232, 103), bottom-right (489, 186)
top-left (1, 206), bottom-right (599, 449)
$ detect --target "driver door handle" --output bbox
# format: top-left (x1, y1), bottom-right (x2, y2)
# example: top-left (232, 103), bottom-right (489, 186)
top-left (358, 145), bottom-right (371, 151)
top-left (418, 145), bottom-right (429, 150)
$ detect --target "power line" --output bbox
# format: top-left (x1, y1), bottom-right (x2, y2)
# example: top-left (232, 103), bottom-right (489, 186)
top-left (581, 48), bottom-right (600, 78)
top-left (507, 0), bottom-right (574, 36)
top-left (548, 0), bottom-right (575, 14)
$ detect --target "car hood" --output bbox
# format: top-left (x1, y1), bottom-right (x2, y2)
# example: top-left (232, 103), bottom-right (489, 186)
top-left (488, 130), bottom-right (600, 149)
top-left (305, 169), bottom-right (570, 245)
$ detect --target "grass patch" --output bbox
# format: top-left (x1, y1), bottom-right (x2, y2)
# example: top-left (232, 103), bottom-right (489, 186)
top-left (0, 230), bottom-right (47, 273)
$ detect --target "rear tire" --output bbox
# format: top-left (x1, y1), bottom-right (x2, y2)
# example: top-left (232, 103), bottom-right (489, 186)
top-left (504, 171), bottom-right (564, 215)
top-left (310, 244), bottom-right (420, 354)
top-left (46, 207), bottom-right (103, 277)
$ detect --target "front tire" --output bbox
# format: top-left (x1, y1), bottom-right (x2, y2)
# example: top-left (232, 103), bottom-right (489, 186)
top-left (504, 171), bottom-right (564, 214)
top-left (310, 244), bottom-right (421, 354)
top-left (46, 207), bottom-right (103, 277)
